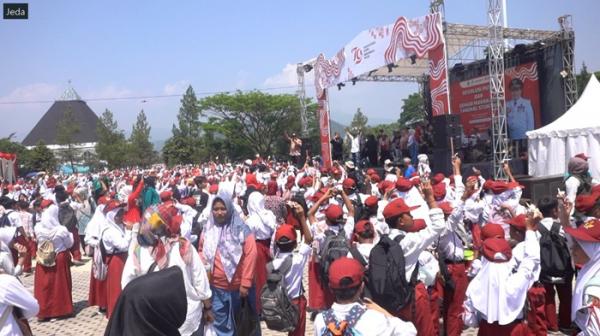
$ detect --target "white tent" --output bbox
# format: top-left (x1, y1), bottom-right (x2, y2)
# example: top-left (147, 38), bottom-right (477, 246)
top-left (527, 75), bottom-right (600, 179)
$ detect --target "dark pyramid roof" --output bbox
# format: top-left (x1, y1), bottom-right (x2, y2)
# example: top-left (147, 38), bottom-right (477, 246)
top-left (22, 100), bottom-right (100, 146)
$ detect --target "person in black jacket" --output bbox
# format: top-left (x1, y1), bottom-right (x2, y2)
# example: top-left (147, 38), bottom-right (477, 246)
top-left (331, 132), bottom-right (344, 162)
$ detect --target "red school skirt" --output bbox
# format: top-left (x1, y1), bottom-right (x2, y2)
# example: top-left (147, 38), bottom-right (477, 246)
top-left (88, 266), bottom-right (108, 309)
top-left (105, 252), bottom-right (127, 319)
top-left (34, 250), bottom-right (74, 319)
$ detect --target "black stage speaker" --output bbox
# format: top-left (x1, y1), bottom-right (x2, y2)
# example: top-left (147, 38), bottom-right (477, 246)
top-left (432, 114), bottom-right (461, 148)
top-left (518, 174), bottom-right (564, 204)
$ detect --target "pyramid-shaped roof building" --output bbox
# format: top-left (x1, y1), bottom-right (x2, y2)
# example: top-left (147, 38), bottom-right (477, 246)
top-left (22, 85), bottom-right (100, 147)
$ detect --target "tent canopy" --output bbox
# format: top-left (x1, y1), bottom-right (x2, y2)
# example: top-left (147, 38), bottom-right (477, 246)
top-left (527, 75), bottom-right (600, 179)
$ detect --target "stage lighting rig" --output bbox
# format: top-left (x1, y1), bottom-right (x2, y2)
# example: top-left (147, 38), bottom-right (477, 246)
top-left (337, 82), bottom-right (346, 90)
top-left (410, 54), bottom-right (417, 64)
top-left (386, 63), bottom-right (398, 73)
top-left (303, 64), bottom-right (313, 73)
top-left (351, 77), bottom-right (358, 85)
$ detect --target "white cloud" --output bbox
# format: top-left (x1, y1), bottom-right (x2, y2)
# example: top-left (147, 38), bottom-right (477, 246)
top-left (163, 80), bottom-right (190, 95)
top-left (0, 83), bottom-right (61, 103)
top-left (264, 63), bottom-right (315, 89)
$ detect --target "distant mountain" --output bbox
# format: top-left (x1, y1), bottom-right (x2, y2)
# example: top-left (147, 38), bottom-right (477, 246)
top-left (330, 119), bottom-right (346, 136)
top-left (153, 139), bottom-right (166, 152)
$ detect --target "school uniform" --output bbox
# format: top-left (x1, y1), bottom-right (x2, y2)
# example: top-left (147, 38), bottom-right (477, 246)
top-left (308, 216), bottom-right (354, 310)
top-left (463, 231), bottom-right (540, 335)
top-left (272, 243), bottom-right (312, 336)
top-left (34, 205), bottom-right (75, 320)
top-left (102, 218), bottom-right (132, 319)
top-left (390, 207), bottom-right (445, 336)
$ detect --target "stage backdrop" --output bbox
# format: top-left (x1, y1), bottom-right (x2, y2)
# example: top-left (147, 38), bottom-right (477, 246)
top-left (314, 13), bottom-right (445, 167)
top-left (450, 62), bottom-right (542, 138)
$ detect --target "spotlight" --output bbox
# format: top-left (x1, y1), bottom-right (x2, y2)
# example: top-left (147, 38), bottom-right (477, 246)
top-left (410, 54), bottom-right (417, 64)
top-left (303, 64), bottom-right (313, 73)
top-left (513, 44), bottom-right (527, 55)
top-left (453, 63), bottom-right (465, 72)
top-left (337, 82), bottom-right (346, 90)
top-left (368, 70), bottom-right (377, 76)
top-left (351, 77), bottom-right (358, 85)
top-left (560, 70), bottom-right (568, 78)
top-left (387, 63), bottom-right (398, 73)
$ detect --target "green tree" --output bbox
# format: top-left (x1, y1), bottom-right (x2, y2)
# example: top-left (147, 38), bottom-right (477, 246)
top-left (399, 93), bottom-right (425, 128)
top-left (95, 109), bottom-right (129, 169)
top-left (199, 91), bottom-right (303, 157)
top-left (28, 140), bottom-right (57, 172)
top-left (163, 86), bottom-right (203, 165)
top-left (576, 63), bottom-right (600, 98)
top-left (130, 109), bottom-right (156, 167)
top-left (56, 106), bottom-right (81, 173)
top-left (349, 108), bottom-right (368, 131)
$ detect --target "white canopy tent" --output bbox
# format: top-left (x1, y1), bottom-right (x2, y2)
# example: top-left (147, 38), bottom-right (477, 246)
top-left (527, 75), bottom-right (600, 179)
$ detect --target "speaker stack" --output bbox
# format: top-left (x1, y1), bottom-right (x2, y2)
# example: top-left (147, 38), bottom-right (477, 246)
top-left (430, 114), bottom-right (461, 175)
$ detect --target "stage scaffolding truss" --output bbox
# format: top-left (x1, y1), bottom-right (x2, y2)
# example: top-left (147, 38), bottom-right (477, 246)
top-left (296, 3), bottom-right (575, 178)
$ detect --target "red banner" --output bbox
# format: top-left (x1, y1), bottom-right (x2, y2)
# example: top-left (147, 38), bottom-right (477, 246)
top-left (450, 62), bottom-right (541, 138)
top-left (428, 44), bottom-right (449, 116)
top-left (317, 90), bottom-right (332, 168)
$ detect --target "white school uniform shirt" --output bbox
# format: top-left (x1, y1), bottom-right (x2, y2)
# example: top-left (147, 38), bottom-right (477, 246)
top-left (0, 274), bottom-right (39, 336)
top-left (388, 208), bottom-right (445, 282)
top-left (312, 217), bottom-right (355, 254)
top-left (438, 201), bottom-right (466, 262)
top-left (314, 302), bottom-right (417, 336)
top-left (121, 241), bottom-right (212, 336)
top-left (511, 233), bottom-right (542, 280)
top-left (102, 222), bottom-right (131, 254)
top-left (174, 203), bottom-right (198, 241)
top-left (347, 242), bottom-right (374, 266)
top-left (272, 243), bottom-right (312, 299)
top-left (35, 223), bottom-right (73, 253)
top-left (463, 231), bottom-right (540, 327)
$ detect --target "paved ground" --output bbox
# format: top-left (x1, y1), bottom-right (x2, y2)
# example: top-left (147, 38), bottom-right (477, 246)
top-left (22, 258), bottom-right (568, 336)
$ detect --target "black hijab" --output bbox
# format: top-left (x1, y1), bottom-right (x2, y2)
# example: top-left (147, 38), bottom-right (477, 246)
top-left (104, 266), bottom-right (187, 336)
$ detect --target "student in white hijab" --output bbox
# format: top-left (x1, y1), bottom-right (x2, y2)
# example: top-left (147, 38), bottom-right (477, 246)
top-left (575, 276), bottom-right (600, 335)
top-left (463, 212), bottom-right (540, 335)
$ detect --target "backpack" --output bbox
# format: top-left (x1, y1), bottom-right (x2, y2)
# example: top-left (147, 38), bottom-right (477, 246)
top-left (320, 305), bottom-right (366, 336)
top-left (538, 222), bottom-right (574, 284)
top-left (367, 234), bottom-right (418, 313)
top-left (36, 240), bottom-right (56, 267)
top-left (260, 255), bottom-right (299, 332)
top-left (0, 210), bottom-right (13, 228)
top-left (92, 228), bottom-right (109, 281)
top-left (319, 229), bottom-right (350, 287)
top-left (58, 203), bottom-right (78, 231)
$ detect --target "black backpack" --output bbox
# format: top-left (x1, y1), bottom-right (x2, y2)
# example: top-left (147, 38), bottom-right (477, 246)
top-left (538, 222), bottom-right (574, 284)
top-left (319, 229), bottom-right (350, 288)
top-left (367, 234), bottom-right (418, 313)
top-left (0, 210), bottom-right (13, 228)
top-left (58, 203), bottom-right (78, 231)
top-left (260, 255), bottom-right (299, 332)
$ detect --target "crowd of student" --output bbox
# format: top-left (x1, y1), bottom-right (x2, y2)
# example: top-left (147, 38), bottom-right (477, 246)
top-left (0, 152), bottom-right (599, 336)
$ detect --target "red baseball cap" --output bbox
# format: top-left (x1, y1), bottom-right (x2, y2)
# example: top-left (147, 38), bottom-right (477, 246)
top-left (481, 223), bottom-right (505, 240)
top-left (299, 176), bottom-right (313, 188)
top-left (370, 174), bottom-right (381, 183)
top-left (404, 218), bottom-right (427, 233)
top-left (328, 257), bottom-right (364, 289)
top-left (378, 180), bottom-right (394, 195)
top-left (506, 214), bottom-right (527, 231)
top-left (40, 199), bottom-right (54, 209)
top-left (325, 205), bottom-right (344, 223)
top-left (366, 168), bottom-right (377, 176)
top-left (342, 178), bottom-right (356, 190)
top-left (354, 219), bottom-right (373, 235)
top-left (576, 193), bottom-right (600, 214)
top-left (410, 177), bottom-right (421, 187)
top-left (364, 196), bottom-right (379, 208)
top-left (438, 202), bottom-right (453, 216)
top-left (482, 237), bottom-right (512, 262)
top-left (482, 179), bottom-right (494, 191)
top-left (431, 173), bottom-right (445, 185)
top-left (395, 178), bottom-right (413, 192)
top-left (275, 224), bottom-right (297, 242)
top-left (565, 219), bottom-right (600, 243)
top-left (104, 200), bottom-right (125, 214)
top-left (181, 197), bottom-right (196, 207)
top-left (382, 198), bottom-right (419, 219)
top-left (209, 184), bottom-right (219, 194)
top-left (575, 153), bottom-right (590, 161)
top-left (160, 190), bottom-right (173, 202)
top-left (433, 183), bottom-right (446, 201)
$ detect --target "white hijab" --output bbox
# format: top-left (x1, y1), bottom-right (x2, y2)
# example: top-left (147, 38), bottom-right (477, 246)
top-left (245, 191), bottom-right (277, 236)
top-left (84, 203), bottom-right (106, 246)
top-left (466, 257), bottom-right (534, 325)
top-left (574, 241), bottom-right (600, 323)
top-left (34, 205), bottom-right (61, 241)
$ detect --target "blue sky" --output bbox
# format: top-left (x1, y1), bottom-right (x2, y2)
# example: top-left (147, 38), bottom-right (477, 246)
top-left (1, 0), bottom-right (598, 142)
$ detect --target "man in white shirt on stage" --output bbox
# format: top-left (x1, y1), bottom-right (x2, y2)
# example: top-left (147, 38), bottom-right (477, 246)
top-left (506, 78), bottom-right (535, 141)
